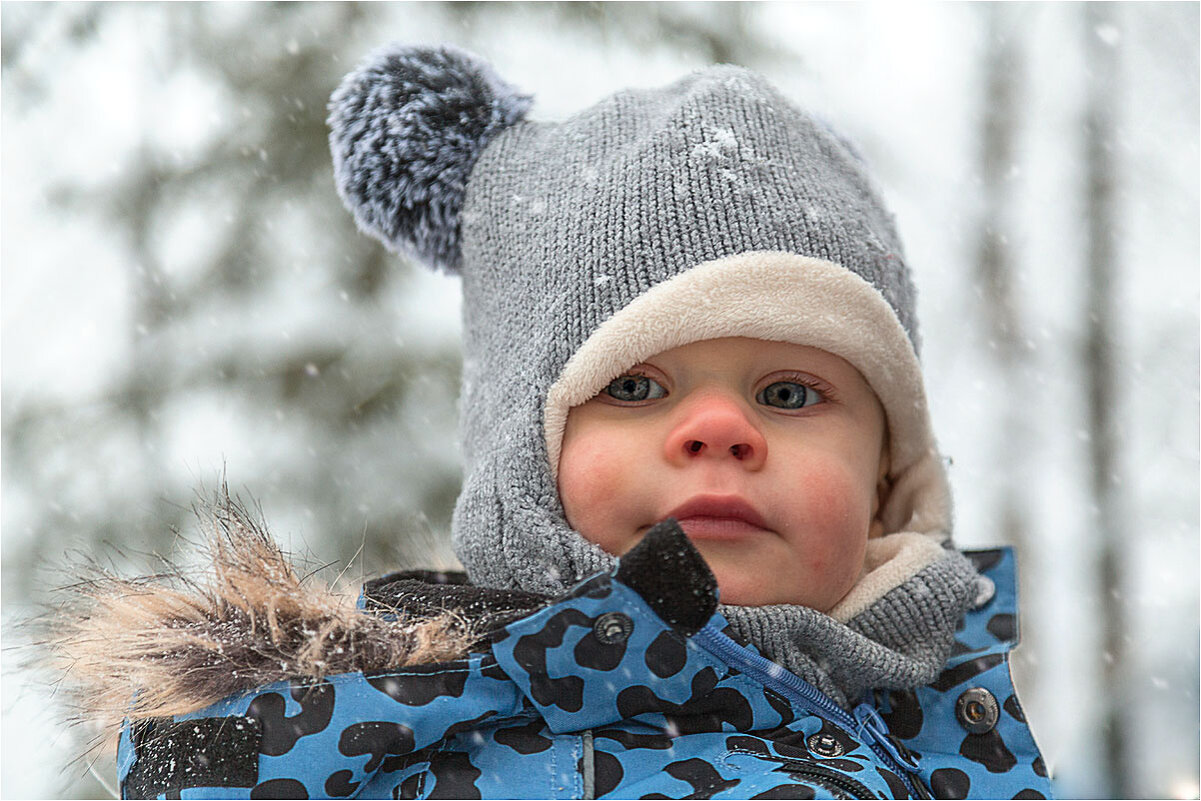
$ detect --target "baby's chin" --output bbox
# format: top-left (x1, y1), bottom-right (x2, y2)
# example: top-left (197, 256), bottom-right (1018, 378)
top-left (713, 577), bottom-right (802, 608)
top-left (707, 560), bottom-right (850, 611)
top-left (608, 525), bottom-right (858, 610)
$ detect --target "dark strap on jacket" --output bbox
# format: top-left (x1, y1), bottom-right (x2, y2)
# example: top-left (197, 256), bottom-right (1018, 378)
top-left (363, 570), bottom-right (551, 634)
top-left (123, 716), bottom-right (260, 798)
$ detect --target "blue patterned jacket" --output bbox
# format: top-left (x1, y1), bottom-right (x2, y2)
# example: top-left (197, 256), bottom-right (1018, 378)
top-left (118, 523), bottom-right (1052, 799)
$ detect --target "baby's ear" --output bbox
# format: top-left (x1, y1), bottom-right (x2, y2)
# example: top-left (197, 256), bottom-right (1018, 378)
top-left (327, 44), bottom-right (532, 273)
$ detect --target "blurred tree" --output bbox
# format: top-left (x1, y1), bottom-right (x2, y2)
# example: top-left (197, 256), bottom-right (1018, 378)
top-left (973, 0), bottom-right (1034, 632)
top-left (4, 7), bottom-right (463, 794)
top-left (2, 3), bottom-right (465, 611)
top-left (1081, 3), bottom-right (1129, 797)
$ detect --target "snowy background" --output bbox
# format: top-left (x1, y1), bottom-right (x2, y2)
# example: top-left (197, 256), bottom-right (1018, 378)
top-left (3, 3), bottom-right (1197, 798)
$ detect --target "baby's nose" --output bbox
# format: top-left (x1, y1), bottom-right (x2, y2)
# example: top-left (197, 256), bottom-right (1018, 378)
top-left (664, 391), bottom-right (767, 468)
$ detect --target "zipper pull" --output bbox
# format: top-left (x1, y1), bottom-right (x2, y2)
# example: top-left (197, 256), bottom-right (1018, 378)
top-left (852, 703), bottom-right (935, 799)
top-left (852, 703), bottom-right (920, 774)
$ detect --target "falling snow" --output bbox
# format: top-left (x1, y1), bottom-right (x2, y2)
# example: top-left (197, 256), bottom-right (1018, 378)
top-left (1, 3), bottom-right (1195, 799)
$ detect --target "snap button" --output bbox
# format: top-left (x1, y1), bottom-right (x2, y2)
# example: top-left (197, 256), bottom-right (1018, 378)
top-left (806, 732), bottom-right (845, 757)
top-left (955, 687), bottom-right (999, 734)
top-left (972, 575), bottom-right (996, 609)
top-left (593, 612), bottom-right (633, 645)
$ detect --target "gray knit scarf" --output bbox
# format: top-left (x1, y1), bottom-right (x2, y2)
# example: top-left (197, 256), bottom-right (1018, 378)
top-left (720, 548), bottom-right (979, 707)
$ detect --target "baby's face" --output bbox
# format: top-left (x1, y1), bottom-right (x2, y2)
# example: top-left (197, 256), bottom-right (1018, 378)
top-left (557, 337), bottom-right (889, 610)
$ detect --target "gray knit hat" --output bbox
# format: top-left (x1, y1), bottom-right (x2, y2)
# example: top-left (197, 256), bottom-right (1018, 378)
top-left (330, 45), bottom-right (973, 699)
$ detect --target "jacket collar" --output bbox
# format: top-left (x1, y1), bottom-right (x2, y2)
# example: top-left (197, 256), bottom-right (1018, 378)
top-left (366, 519), bottom-right (988, 728)
top-left (488, 522), bottom-right (783, 733)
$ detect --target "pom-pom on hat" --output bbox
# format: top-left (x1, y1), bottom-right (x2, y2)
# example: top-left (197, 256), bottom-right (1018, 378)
top-left (329, 45), bottom-right (956, 631)
top-left (328, 44), bottom-right (532, 272)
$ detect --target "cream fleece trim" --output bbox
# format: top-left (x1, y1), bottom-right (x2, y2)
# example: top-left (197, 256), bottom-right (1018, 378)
top-left (544, 251), bottom-right (951, 541)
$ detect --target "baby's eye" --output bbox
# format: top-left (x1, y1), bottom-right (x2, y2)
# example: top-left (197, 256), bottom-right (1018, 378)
top-left (757, 381), bottom-right (822, 410)
top-left (603, 374), bottom-right (668, 402)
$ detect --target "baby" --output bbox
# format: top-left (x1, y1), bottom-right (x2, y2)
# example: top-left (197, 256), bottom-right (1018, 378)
top-left (90, 44), bottom-right (1053, 799)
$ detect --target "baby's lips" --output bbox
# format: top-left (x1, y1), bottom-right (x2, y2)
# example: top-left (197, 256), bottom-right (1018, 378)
top-left (673, 515), bottom-right (772, 542)
top-left (664, 494), bottom-right (770, 530)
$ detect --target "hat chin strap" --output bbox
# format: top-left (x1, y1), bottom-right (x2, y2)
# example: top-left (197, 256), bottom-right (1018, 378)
top-left (542, 251), bottom-right (955, 622)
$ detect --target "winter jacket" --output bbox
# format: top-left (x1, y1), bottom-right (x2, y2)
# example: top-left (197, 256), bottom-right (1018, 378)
top-left (116, 522), bottom-right (1052, 800)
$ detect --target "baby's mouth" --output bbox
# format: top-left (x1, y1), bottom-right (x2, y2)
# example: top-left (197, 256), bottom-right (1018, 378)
top-left (662, 495), bottom-right (772, 541)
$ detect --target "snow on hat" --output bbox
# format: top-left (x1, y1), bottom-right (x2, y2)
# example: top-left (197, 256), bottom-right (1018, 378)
top-left (329, 44), bottom-right (953, 619)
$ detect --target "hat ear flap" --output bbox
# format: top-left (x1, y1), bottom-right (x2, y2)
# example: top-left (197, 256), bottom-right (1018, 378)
top-left (328, 44), bottom-right (531, 273)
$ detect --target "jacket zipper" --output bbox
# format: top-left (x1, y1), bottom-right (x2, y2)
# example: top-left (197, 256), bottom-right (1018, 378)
top-left (694, 623), bottom-right (924, 798)
top-left (772, 761), bottom-right (876, 800)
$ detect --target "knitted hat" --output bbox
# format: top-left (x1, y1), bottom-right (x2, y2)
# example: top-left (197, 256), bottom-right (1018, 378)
top-left (329, 44), bottom-right (959, 630)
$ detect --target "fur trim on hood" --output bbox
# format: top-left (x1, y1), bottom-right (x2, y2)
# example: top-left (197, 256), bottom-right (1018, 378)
top-left (43, 493), bottom-right (475, 741)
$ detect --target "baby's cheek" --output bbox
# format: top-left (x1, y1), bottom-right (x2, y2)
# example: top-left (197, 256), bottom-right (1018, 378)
top-left (792, 464), bottom-right (871, 572)
top-left (559, 436), bottom-right (610, 510)
top-left (804, 462), bottom-right (870, 525)
top-left (557, 431), bottom-right (634, 550)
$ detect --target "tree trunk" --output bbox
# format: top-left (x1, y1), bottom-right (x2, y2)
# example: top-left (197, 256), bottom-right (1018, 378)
top-left (1082, 3), bottom-right (1129, 797)
top-left (975, 2), bottom-right (1034, 649)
